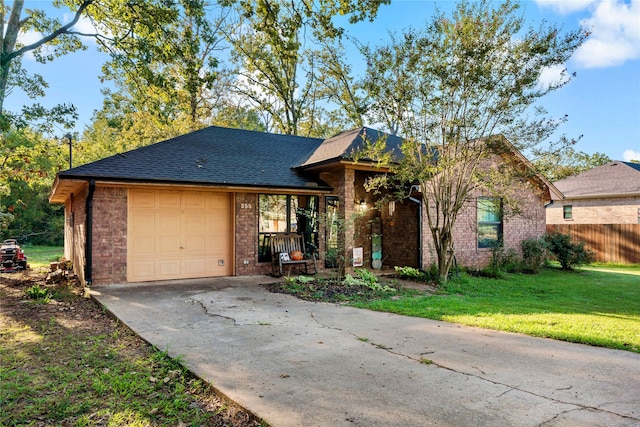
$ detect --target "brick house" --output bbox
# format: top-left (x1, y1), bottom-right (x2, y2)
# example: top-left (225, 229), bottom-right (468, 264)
top-left (546, 161), bottom-right (640, 225)
top-left (545, 161), bottom-right (640, 264)
top-left (49, 126), bottom-right (559, 285)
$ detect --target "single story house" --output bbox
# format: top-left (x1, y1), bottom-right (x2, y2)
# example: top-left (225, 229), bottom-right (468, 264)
top-left (49, 126), bottom-right (560, 285)
top-left (546, 161), bottom-right (640, 225)
top-left (546, 160), bottom-right (640, 264)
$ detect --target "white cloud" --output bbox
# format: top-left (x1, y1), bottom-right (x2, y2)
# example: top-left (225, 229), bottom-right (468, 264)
top-left (574, 0), bottom-right (640, 68)
top-left (535, 1), bottom-right (640, 68)
top-left (623, 149), bottom-right (640, 162)
top-left (534, 0), bottom-right (596, 14)
top-left (537, 64), bottom-right (568, 89)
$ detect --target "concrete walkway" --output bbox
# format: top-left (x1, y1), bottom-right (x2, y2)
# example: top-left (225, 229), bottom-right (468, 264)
top-left (92, 277), bottom-right (640, 427)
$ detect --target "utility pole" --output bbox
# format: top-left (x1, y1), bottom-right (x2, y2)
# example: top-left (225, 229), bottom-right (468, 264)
top-left (65, 133), bottom-right (73, 169)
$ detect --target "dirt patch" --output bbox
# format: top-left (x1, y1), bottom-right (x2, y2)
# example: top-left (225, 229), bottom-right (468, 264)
top-left (263, 275), bottom-right (437, 303)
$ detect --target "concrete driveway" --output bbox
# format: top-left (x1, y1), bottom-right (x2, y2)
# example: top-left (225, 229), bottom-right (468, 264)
top-left (92, 277), bottom-right (640, 427)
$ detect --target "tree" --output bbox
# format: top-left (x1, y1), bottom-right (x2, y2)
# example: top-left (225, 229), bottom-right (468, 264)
top-left (533, 146), bottom-right (610, 181)
top-left (361, 0), bottom-right (587, 282)
top-left (224, 0), bottom-right (386, 135)
top-left (90, 0), bottom-right (228, 130)
top-left (1, 0), bottom-right (90, 130)
top-left (0, 129), bottom-right (66, 243)
top-left (211, 100), bottom-right (266, 132)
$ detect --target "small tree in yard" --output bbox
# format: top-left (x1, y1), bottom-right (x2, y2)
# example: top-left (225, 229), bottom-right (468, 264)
top-left (520, 237), bottom-right (549, 273)
top-left (544, 232), bottom-right (594, 270)
top-left (360, 0), bottom-right (587, 283)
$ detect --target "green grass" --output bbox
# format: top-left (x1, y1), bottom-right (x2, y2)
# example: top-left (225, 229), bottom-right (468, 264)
top-left (0, 330), bottom-right (228, 426)
top-left (21, 245), bottom-right (64, 268)
top-left (0, 284), bottom-right (263, 426)
top-left (355, 265), bottom-right (640, 352)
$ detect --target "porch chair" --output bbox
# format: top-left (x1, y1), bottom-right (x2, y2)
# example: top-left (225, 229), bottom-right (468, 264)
top-left (270, 232), bottom-right (317, 277)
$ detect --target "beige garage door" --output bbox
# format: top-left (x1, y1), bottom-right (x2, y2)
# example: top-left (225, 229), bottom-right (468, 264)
top-left (128, 189), bottom-right (233, 282)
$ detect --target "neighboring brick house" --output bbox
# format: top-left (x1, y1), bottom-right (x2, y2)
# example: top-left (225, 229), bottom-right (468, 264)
top-left (49, 126), bottom-right (558, 285)
top-left (547, 161), bottom-right (640, 225)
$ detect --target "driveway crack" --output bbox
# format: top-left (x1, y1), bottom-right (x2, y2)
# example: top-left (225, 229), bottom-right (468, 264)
top-left (189, 298), bottom-right (237, 325)
top-left (311, 312), bottom-right (639, 424)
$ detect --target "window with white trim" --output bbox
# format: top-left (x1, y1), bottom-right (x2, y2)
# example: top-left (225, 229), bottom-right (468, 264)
top-left (477, 197), bottom-right (503, 249)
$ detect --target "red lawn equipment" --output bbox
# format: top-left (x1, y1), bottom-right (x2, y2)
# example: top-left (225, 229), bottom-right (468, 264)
top-left (1, 239), bottom-right (29, 272)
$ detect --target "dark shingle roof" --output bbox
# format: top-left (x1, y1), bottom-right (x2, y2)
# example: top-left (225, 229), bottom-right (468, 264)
top-left (553, 161), bottom-right (640, 198)
top-left (298, 127), bottom-right (403, 167)
top-left (59, 126), bottom-right (329, 190)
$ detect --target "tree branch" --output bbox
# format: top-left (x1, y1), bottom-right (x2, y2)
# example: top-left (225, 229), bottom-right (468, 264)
top-left (3, 0), bottom-right (95, 67)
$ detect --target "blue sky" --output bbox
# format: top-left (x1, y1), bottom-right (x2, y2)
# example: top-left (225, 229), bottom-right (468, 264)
top-left (7, 0), bottom-right (640, 161)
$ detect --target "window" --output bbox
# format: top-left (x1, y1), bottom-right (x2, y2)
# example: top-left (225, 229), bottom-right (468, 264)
top-left (258, 194), bottom-right (318, 262)
top-left (477, 197), bottom-right (503, 249)
top-left (563, 205), bottom-right (572, 220)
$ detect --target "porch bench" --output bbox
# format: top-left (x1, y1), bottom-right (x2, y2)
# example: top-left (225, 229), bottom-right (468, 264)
top-left (270, 232), bottom-right (317, 277)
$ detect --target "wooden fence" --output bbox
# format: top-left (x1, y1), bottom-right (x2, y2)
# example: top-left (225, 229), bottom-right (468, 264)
top-left (546, 224), bottom-right (640, 264)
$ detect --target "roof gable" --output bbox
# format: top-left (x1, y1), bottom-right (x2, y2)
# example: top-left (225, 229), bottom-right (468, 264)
top-left (57, 126), bottom-right (328, 190)
top-left (553, 161), bottom-right (640, 198)
top-left (298, 127), bottom-right (403, 168)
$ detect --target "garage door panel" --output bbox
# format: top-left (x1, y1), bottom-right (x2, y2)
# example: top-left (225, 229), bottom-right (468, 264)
top-left (130, 190), bottom-right (156, 208)
top-left (130, 212), bottom-right (155, 234)
top-left (129, 260), bottom-right (155, 282)
top-left (184, 235), bottom-right (206, 254)
top-left (158, 191), bottom-right (181, 208)
top-left (158, 212), bottom-right (181, 231)
top-left (130, 236), bottom-right (155, 257)
top-left (183, 192), bottom-right (206, 208)
top-left (182, 258), bottom-right (206, 276)
top-left (183, 212), bottom-right (206, 233)
top-left (157, 259), bottom-right (181, 278)
top-left (128, 189), bottom-right (233, 282)
top-left (157, 236), bottom-right (181, 256)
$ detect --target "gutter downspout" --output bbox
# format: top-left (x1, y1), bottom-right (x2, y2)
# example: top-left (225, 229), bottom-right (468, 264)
top-left (408, 185), bottom-right (423, 270)
top-left (84, 180), bottom-right (96, 286)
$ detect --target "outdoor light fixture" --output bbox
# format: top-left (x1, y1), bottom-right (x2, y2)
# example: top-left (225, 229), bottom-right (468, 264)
top-left (388, 201), bottom-right (396, 216)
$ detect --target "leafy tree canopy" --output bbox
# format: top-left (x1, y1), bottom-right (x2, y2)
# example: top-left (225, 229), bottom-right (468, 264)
top-left (361, 0), bottom-right (587, 282)
top-left (534, 146), bottom-right (611, 181)
top-left (225, 0), bottom-right (384, 135)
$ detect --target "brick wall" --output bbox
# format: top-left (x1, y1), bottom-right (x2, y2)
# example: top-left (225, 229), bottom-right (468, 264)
top-left (546, 196), bottom-right (640, 224)
top-left (234, 193), bottom-right (272, 275)
top-left (428, 182), bottom-right (547, 269)
top-left (67, 186), bottom-right (88, 284)
top-left (320, 169), bottom-right (357, 272)
top-left (318, 169), bottom-right (421, 271)
top-left (353, 171), bottom-right (420, 270)
top-left (381, 199), bottom-right (419, 269)
top-left (91, 186), bottom-right (127, 285)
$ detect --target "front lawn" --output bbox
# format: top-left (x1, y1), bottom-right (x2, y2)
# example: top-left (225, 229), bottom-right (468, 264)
top-left (21, 245), bottom-right (64, 268)
top-left (353, 265), bottom-right (640, 352)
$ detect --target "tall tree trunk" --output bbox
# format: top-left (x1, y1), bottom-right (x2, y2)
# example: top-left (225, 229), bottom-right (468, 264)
top-left (1, 0), bottom-right (24, 116)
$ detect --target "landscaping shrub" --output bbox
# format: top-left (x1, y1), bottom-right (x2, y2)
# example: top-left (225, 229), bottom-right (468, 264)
top-left (520, 237), bottom-right (549, 273)
top-left (344, 269), bottom-right (395, 292)
top-left (482, 244), bottom-right (520, 278)
top-left (543, 232), bottom-right (595, 270)
top-left (394, 265), bottom-right (437, 282)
